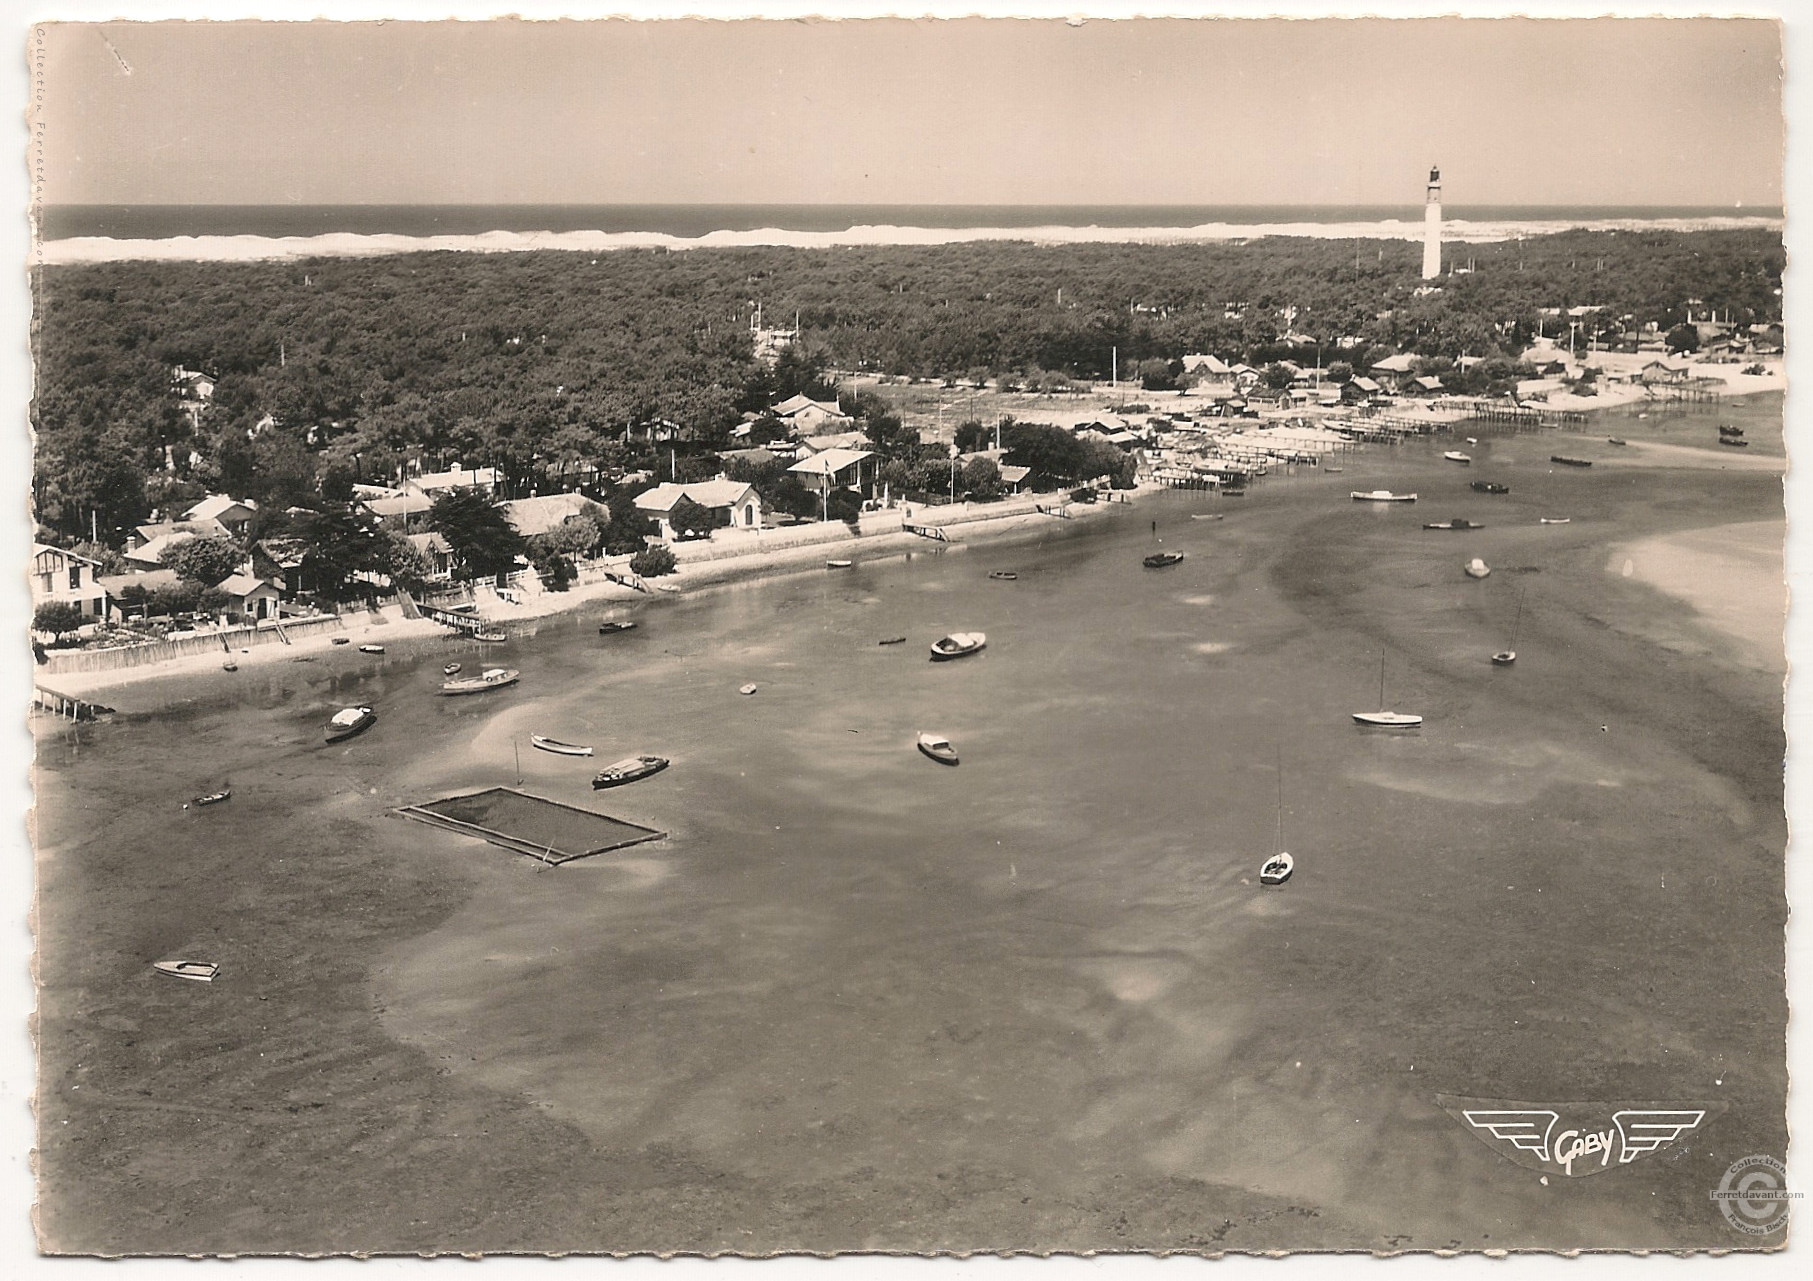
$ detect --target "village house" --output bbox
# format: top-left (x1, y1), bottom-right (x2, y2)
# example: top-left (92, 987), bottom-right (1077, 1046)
top-left (634, 478), bottom-right (766, 541)
top-left (787, 447), bottom-right (874, 499)
top-left (1411, 375), bottom-right (1445, 396)
top-left (216, 573), bottom-right (282, 622)
top-left (171, 366), bottom-right (216, 401)
top-left (772, 394), bottom-right (854, 434)
top-left (183, 494), bottom-right (258, 536)
top-left (1342, 376), bottom-right (1385, 404)
top-left (1368, 352), bottom-right (1419, 391)
top-left (125, 529), bottom-right (201, 568)
top-left (99, 568), bottom-right (179, 622)
top-left (30, 543), bottom-right (109, 620)
top-left (363, 491), bottom-right (436, 531)
top-left (405, 532), bottom-right (457, 582)
top-left (403, 465), bottom-right (501, 500)
top-left (500, 492), bottom-right (601, 540)
top-left (998, 464), bottom-right (1032, 495)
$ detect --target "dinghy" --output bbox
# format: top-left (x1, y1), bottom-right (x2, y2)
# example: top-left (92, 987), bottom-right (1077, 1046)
top-left (1470, 482), bottom-right (1510, 494)
top-left (1719, 437), bottom-right (1750, 448)
top-left (474, 630), bottom-right (508, 643)
top-left (1351, 490), bottom-right (1417, 502)
top-left (1493, 591), bottom-right (1525, 666)
top-left (597, 621), bottom-right (638, 635)
top-left (1538, 517), bottom-right (1571, 525)
top-left (1607, 437), bottom-right (1627, 446)
top-left (826, 559), bottom-right (853, 569)
top-left (592, 755), bottom-right (669, 789)
top-left (443, 662), bottom-right (462, 677)
top-left (739, 683), bottom-right (759, 695)
top-left (530, 735), bottom-right (593, 757)
top-left (916, 733), bottom-right (959, 766)
top-left (1443, 451), bottom-right (1472, 464)
top-left (331, 636), bottom-right (351, 646)
top-left (879, 636), bottom-right (907, 646)
top-left (192, 789), bottom-right (232, 806)
top-left (1259, 852), bottom-right (1294, 886)
top-left (1423, 518), bottom-right (1483, 531)
top-left (441, 667), bottom-right (519, 695)
top-left (988, 571), bottom-right (1019, 581)
top-left (1465, 558), bottom-right (1491, 579)
top-left (930, 632), bottom-right (987, 661)
top-left (359, 644), bottom-right (385, 654)
top-left (1550, 455), bottom-right (1593, 467)
top-left (1143, 551), bottom-right (1185, 568)
top-left (1191, 513), bottom-right (1226, 521)
top-left (221, 660), bottom-right (238, 672)
top-left (152, 960), bottom-right (219, 983)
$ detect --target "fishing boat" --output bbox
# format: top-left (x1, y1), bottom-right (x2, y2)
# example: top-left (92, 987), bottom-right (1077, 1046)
top-left (1469, 482), bottom-right (1510, 494)
top-left (152, 960), bottom-right (219, 983)
top-left (826, 559), bottom-right (853, 569)
top-left (530, 735), bottom-right (593, 757)
top-left (739, 683), bottom-right (759, 695)
top-left (879, 636), bottom-right (907, 646)
top-left (1353, 653), bottom-right (1422, 728)
top-left (1465, 558), bottom-right (1492, 579)
top-left (443, 662), bottom-right (462, 676)
top-left (916, 733), bottom-right (959, 766)
top-left (1550, 455), bottom-right (1593, 468)
top-left (988, 571), bottom-right (1019, 581)
top-left (1493, 590), bottom-right (1525, 666)
top-left (441, 666), bottom-right (520, 695)
top-left (1720, 424), bottom-right (1746, 438)
top-left (1351, 490), bottom-right (1417, 502)
top-left (1423, 518), bottom-right (1483, 531)
top-left (597, 621), bottom-right (639, 635)
top-left (1538, 517), bottom-right (1572, 525)
top-left (1719, 437), bottom-right (1750, 448)
top-left (474, 630), bottom-right (508, 643)
top-left (929, 632), bottom-right (987, 661)
top-left (192, 789), bottom-right (232, 806)
top-left (1607, 437), bottom-right (1627, 446)
top-left (358, 643), bottom-right (385, 654)
top-left (1442, 451), bottom-right (1472, 465)
top-left (592, 754), bottom-right (669, 789)
top-left (1259, 852), bottom-right (1294, 886)
top-left (1191, 513), bottom-right (1226, 521)
top-left (324, 705), bottom-right (376, 742)
top-left (1143, 551), bottom-right (1185, 568)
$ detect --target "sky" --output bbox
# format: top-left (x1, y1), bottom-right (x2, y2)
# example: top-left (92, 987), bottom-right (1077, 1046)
top-left (32, 14), bottom-right (1784, 208)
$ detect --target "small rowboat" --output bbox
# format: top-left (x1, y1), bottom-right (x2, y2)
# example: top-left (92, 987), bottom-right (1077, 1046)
top-left (1720, 425), bottom-right (1746, 438)
top-left (1259, 853), bottom-right (1294, 886)
top-left (1351, 490), bottom-right (1417, 502)
top-left (1607, 437), bottom-right (1627, 446)
top-left (1492, 651), bottom-right (1517, 666)
top-left (1470, 482), bottom-right (1509, 494)
top-left (443, 663), bottom-right (462, 676)
top-left (988, 571), bottom-right (1018, 581)
top-left (1353, 711), bottom-right (1424, 728)
top-left (917, 733), bottom-right (959, 766)
top-left (739, 683), bottom-right (758, 695)
top-left (1143, 551), bottom-right (1185, 568)
top-left (597, 621), bottom-right (639, 635)
top-left (592, 754), bottom-right (669, 789)
top-left (153, 960), bottom-right (219, 983)
top-left (331, 636), bottom-right (351, 646)
top-left (1423, 519), bottom-right (1483, 531)
top-left (1443, 451), bottom-right (1472, 465)
top-left (1550, 455), bottom-right (1593, 468)
top-left (826, 559), bottom-right (853, 569)
top-left (1465, 558), bottom-right (1492, 580)
top-left (878, 636), bottom-right (907, 646)
top-left (221, 661), bottom-right (238, 672)
top-left (1191, 513), bottom-right (1225, 521)
top-left (1718, 437), bottom-right (1750, 448)
top-left (325, 706), bottom-right (376, 742)
top-left (929, 632), bottom-right (987, 661)
top-left (192, 790), bottom-right (232, 806)
top-left (1321, 467), bottom-right (1344, 474)
top-left (474, 630), bottom-right (508, 643)
top-left (441, 667), bottom-right (519, 695)
top-left (1466, 437), bottom-right (1478, 445)
top-left (531, 735), bottom-right (593, 757)
top-left (359, 644), bottom-right (385, 654)
top-left (1539, 517), bottom-right (1571, 525)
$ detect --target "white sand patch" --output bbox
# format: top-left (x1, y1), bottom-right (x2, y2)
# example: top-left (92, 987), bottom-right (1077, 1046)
top-left (1191, 641), bottom-right (1233, 655)
top-left (1614, 521), bottom-right (1785, 671)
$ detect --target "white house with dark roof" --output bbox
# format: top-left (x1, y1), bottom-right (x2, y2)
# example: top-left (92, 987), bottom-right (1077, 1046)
top-left (30, 543), bottom-right (109, 620)
top-left (403, 466), bottom-right (500, 499)
top-left (183, 494), bottom-right (258, 535)
top-left (216, 573), bottom-right (282, 621)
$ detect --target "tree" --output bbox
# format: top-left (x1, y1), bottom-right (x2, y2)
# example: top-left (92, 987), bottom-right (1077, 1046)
top-left (382, 532), bottom-right (435, 594)
top-left (962, 456), bottom-right (1003, 500)
top-left (163, 533), bottom-right (244, 587)
top-left (32, 601), bottom-right (85, 636)
top-left (295, 505), bottom-right (389, 603)
top-left (666, 495), bottom-right (716, 538)
top-left (1262, 362), bottom-right (1295, 391)
top-left (429, 488), bottom-right (526, 581)
top-left (629, 545), bottom-right (677, 578)
top-left (1666, 323), bottom-right (1701, 354)
top-left (953, 419), bottom-right (992, 453)
top-left (1326, 361), bottom-right (1354, 384)
top-left (1136, 358), bottom-right (1177, 392)
top-left (601, 483), bottom-right (657, 555)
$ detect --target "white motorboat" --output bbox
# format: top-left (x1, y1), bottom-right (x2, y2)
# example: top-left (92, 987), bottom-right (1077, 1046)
top-left (530, 735), bottom-right (593, 757)
top-left (1443, 451), bottom-right (1472, 465)
top-left (324, 705), bottom-right (376, 742)
top-left (441, 667), bottom-right (519, 695)
top-left (1351, 490), bottom-right (1417, 502)
top-left (1465, 558), bottom-right (1491, 579)
top-left (153, 960), bottom-right (219, 982)
top-left (358, 643), bottom-right (385, 654)
top-left (917, 733), bottom-right (959, 766)
top-left (1539, 517), bottom-right (1571, 525)
top-left (739, 683), bottom-right (759, 695)
top-left (930, 632), bottom-right (987, 661)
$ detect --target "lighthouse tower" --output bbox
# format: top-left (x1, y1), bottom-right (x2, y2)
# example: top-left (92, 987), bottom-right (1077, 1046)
top-left (1422, 165), bottom-right (1443, 280)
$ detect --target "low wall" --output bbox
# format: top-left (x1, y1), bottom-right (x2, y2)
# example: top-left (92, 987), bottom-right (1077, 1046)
top-left (39, 613), bottom-right (350, 676)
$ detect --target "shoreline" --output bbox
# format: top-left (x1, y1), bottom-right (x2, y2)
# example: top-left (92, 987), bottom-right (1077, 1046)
top-left (38, 498), bottom-right (1127, 701)
top-left (35, 214), bottom-right (1785, 265)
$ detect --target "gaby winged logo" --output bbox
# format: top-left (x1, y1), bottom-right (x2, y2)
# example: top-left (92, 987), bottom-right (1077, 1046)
top-left (1436, 1094), bottom-right (1726, 1177)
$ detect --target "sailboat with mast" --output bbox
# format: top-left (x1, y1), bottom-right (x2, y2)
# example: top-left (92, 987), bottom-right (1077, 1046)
top-left (1352, 651), bottom-right (1423, 728)
top-left (1493, 590), bottom-right (1526, 666)
top-left (1259, 748), bottom-right (1294, 885)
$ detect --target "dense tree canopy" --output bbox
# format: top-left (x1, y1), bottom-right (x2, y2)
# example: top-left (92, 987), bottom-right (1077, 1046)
top-left (428, 489), bottom-right (525, 581)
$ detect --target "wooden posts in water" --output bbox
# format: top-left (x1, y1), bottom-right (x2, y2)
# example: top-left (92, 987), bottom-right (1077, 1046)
top-left (33, 686), bottom-right (111, 721)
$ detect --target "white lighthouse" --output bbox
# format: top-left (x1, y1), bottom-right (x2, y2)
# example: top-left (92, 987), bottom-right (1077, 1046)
top-left (1422, 165), bottom-right (1442, 280)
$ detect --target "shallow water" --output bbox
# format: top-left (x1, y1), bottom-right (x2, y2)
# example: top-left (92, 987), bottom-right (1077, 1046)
top-left (36, 408), bottom-right (1789, 1250)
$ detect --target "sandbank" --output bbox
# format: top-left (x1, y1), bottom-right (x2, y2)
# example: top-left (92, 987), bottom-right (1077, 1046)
top-left (1614, 520), bottom-right (1785, 672)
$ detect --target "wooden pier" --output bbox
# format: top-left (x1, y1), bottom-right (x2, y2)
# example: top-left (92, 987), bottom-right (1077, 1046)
top-left (33, 686), bottom-right (113, 721)
top-left (902, 522), bottom-right (951, 541)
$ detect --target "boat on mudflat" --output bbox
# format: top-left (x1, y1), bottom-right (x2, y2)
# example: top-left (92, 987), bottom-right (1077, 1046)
top-left (592, 754), bottom-right (669, 789)
top-left (930, 632), bottom-right (987, 661)
top-left (1354, 653), bottom-right (1422, 728)
top-left (443, 662), bottom-right (462, 676)
top-left (1259, 852), bottom-right (1294, 886)
top-left (1719, 437), bottom-right (1750, 448)
top-left (152, 960), bottom-right (219, 982)
top-left (1143, 551), bottom-right (1185, 568)
top-left (988, 570), bottom-right (1019, 581)
top-left (474, 630), bottom-right (509, 643)
top-left (1443, 451), bottom-right (1472, 464)
top-left (531, 735), bottom-right (593, 757)
top-left (192, 789), bottom-right (232, 807)
top-left (879, 636), bottom-right (907, 646)
top-left (324, 705), bottom-right (376, 742)
top-left (1423, 518), bottom-right (1483, 531)
top-left (1465, 558), bottom-right (1492, 579)
top-left (916, 733), bottom-right (959, 766)
top-left (1607, 437), bottom-right (1627, 446)
top-left (826, 559), bottom-right (853, 569)
top-left (1351, 490), bottom-right (1417, 502)
top-left (441, 667), bottom-right (519, 695)
top-left (359, 643), bottom-right (386, 654)
top-left (597, 621), bottom-right (639, 635)
top-left (1720, 425), bottom-right (1746, 438)
top-left (1550, 455), bottom-right (1593, 468)
top-left (1539, 517), bottom-right (1572, 525)
top-left (1470, 482), bottom-right (1510, 494)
